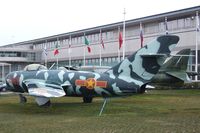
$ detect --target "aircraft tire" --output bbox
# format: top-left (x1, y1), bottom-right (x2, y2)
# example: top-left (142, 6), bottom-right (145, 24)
top-left (40, 100), bottom-right (51, 107)
top-left (19, 94), bottom-right (27, 103)
top-left (83, 96), bottom-right (93, 103)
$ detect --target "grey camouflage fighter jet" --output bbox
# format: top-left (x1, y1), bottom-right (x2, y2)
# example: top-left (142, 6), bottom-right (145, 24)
top-left (4, 35), bottom-right (180, 106)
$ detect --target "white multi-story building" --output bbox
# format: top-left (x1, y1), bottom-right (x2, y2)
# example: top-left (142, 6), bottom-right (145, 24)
top-left (0, 6), bottom-right (200, 80)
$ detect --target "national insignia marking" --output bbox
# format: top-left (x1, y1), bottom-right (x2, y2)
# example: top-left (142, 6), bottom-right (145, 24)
top-left (86, 78), bottom-right (96, 90)
top-left (75, 78), bottom-right (107, 89)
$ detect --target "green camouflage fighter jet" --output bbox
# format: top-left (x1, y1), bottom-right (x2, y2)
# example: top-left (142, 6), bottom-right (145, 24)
top-left (4, 35), bottom-right (179, 106)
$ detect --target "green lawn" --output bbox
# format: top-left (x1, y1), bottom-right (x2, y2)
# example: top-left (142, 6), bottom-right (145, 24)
top-left (1, 89), bottom-right (200, 133)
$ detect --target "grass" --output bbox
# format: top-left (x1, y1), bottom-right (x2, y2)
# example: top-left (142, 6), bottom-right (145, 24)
top-left (1, 89), bottom-right (200, 133)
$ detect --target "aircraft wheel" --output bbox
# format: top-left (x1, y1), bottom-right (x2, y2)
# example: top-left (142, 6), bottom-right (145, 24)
top-left (40, 100), bottom-right (51, 107)
top-left (83, 96), bottom-right (93, 103)
top-left (19, 94), bottom-right (27, 103)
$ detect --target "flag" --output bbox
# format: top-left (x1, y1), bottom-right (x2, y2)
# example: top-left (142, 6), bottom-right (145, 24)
top-left (43, 44), bottom-right (47, 56)
top-left (54, 43), bottom-right (59, 56)
top-left (68, 43), bottom-right (71, 54)
top-left (140, 23), bottom-right (144, 48)
top-left (69, 42), bottom-right (71, 48)
top-left (100, 31), bottom-right (105, 49)
top-left (84, 36), bottom-right (91, 53)
top-left (165, 17), bottom-right (168, 34)
top-left (68, 36), bottom-right (72, 54)
top-left (197, 12), bottom-right (200, 32)
top-left (119, 32), bottom-right (123, 49)
top-left (69, 36), bottom-right (72, 48)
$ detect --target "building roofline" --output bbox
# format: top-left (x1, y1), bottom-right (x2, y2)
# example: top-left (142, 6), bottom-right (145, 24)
top-left (1, 5), bottom-right (200, 47)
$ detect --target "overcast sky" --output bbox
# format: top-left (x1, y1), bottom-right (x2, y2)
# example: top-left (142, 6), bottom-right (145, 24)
top-left (0, 0), bottom-right (199, 46)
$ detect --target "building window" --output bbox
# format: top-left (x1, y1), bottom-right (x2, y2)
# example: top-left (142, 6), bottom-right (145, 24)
top-left (145, 22), bottom-right (159, 34)
top-left (177, 19), bottom-right (185, 29)
top-left (77, 37), bottom-right (80, 44)
top-left (159, 22), bottom-right (165, 33)
top-left (170, 20), bottom-right (178, 31)
top-left (95, 33), bottom-right (99, 41)
top-left (96, 59), bottom-right (99, 65)
top-left (126, 26), bottom-right (138, 37)
top-left (106, 31), bottom-right (114, 40)
top-left (71, 38), bottom-right (75, 44)
top-left (184, 17), bottom-right (194, 28)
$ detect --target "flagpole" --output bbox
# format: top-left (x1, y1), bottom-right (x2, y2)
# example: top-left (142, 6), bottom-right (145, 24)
top-left (122, 8), bottom-right (126, 60)
top-left (9, 64), bottom-right (11, 75)
top-left (165, 17), bottom-right (168, 35)
top-left (69, 35), bottom-right (71, 66)
top-left (83, 33), bottom-right (86, 66)
top-left (118, 26), bottom-right (120, 63)
top-left (84, 47), bottom-right (86, 66)
top-left (2, 64), bottom-right (4, 81)
top-left (57, 38), bottom-right (59, 70)
top-left (195, 11), bottom-right (199, 81)
top-left (56, 56), bottom-right (58, 69)
top-left (45, 40), bottom-right (47, 67)
top-left (100, 29), bottom-right (102, 66)
top-left (100, 42), bottom-right (102, 66)
top-left (140, 22), bottom-right (143, 48)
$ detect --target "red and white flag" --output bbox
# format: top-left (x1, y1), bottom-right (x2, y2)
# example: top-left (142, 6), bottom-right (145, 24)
top-left (54, 43), bottom-right (59, 56)
top-left (119, 32), bottom-right (123, 49)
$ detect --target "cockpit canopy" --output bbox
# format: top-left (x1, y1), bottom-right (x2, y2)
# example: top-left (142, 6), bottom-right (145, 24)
top-left (24, 64), bottom-right (47, 71)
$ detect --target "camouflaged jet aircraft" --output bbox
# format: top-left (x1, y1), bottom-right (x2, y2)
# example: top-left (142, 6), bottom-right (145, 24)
top-left (4, 35), bottom-right (179, 106)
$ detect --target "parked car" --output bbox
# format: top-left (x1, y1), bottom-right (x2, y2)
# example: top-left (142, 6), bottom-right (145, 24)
top-left (0, 83), bottom-right (6, 92)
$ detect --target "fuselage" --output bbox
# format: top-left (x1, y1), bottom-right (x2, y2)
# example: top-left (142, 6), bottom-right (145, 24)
top-left (5, 69), bottom-right (144, 98)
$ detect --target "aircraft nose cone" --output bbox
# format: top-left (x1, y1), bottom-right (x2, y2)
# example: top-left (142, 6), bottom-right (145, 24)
top-left (5, 72), bottom-right (15, 89)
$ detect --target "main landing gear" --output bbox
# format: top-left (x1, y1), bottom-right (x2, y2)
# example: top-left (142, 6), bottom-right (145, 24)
top-left (83, 96), bottom-right (93, 103)
top-left (19, 94), bottom-right (27, 103)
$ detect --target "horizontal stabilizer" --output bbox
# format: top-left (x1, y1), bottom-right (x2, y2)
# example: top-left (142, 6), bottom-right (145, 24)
top-left (166, 71), bottom-right (188, 81)
top-left (186, 71), bottom-right (198, 76)
top-left (140, 53), bottom-right (167, 57)
top-left (170, 54), bottom-right (194, 57)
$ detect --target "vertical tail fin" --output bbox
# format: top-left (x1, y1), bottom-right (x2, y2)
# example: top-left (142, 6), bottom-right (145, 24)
top-left (105, 35), bottom-right (179, 82)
